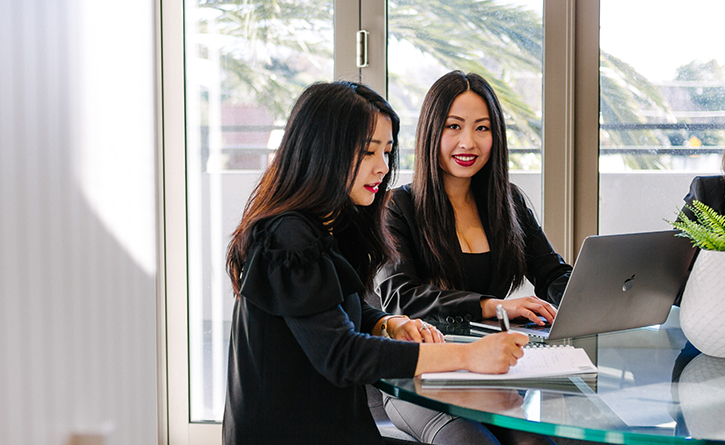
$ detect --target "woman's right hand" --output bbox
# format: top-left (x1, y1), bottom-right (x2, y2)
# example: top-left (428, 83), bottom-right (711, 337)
top-left (464, 332), bottom-right (529, 374)
top-left (481, 296), bottom-right (557, 325)
top-left (414, 330), bottom-right (528, 376)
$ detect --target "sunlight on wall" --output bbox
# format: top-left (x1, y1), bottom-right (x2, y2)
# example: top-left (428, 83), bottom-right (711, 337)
top-left (0, 0), bottom-right (159, 444)
top-left (75, 0), bottom-right (157, 276)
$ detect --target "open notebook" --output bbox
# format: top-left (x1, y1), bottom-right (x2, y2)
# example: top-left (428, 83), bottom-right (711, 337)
top-left (419, 345), bottom-right (596, 387)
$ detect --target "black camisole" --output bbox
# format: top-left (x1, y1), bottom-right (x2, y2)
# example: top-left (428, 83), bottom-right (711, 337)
top-left (461, 251), bottom-right (492, 294)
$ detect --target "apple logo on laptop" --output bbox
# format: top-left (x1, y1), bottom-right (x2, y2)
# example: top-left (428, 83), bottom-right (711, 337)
top-left (622, 274), bottom-right (636, 292)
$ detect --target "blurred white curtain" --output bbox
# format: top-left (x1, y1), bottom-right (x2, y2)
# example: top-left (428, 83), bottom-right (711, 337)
top-left (0, 0), bottom-right (159, 443)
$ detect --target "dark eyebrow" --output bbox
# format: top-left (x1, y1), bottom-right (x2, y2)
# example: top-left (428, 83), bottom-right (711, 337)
top-left (447, 115), bottom-right (491, 124)
top-left (368, 138), bottom-right (394, 146)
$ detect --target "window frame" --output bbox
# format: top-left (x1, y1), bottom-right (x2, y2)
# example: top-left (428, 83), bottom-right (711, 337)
top-left (158, 0), bottom-right (600, 442)
top-left (542, 0), bottom-right (600, 260)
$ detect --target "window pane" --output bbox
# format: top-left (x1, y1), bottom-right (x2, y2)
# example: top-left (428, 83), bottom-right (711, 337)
top-left (184, 0), bottom-right (334, 422)
top-left (387, 0), bottom-right (544, 220)
top-left (599, 0), bottom-right (725, 235)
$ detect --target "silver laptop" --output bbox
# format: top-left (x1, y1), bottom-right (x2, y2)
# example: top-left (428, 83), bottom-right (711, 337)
top-left (472, 230), bottom-right (696, 340)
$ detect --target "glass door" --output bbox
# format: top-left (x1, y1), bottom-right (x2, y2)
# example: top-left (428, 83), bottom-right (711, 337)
top-left (181, 0), bottom-right (548, 424)
top-left (168, 0), bottom-right (592, 439)
top-left (179, 0), bottom-right (550, 427)
top-left (184, 0), bottom-right (337, 423)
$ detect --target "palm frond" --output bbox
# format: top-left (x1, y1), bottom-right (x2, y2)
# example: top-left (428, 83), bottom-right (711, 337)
top-left (195, 0), bottom-right (673, 155)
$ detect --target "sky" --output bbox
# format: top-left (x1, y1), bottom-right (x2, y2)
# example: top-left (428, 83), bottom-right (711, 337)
top-left (599, 0), bottom-right (725, 82)
top-left (509, 0), bottom-right (725, 83)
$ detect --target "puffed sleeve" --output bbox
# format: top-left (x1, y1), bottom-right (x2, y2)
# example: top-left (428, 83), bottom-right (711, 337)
top-left (240, 213), bottom-right (365, 317)
top-left (375, 187), bottom-right (484, 322)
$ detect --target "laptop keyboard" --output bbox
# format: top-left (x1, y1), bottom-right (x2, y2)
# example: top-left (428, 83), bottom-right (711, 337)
top-left (522, 320), bottom-right (552, 330)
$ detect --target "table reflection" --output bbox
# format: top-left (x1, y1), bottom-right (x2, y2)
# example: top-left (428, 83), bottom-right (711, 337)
top-left (674, 351), bottom-right (725, 440)
top-left (414, 379), bottom-right (526, 417)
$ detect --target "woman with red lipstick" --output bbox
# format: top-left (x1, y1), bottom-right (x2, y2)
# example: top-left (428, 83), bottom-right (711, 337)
top-left (375, 71), bottom-right (572, 444)
top-left (223, 81), bottom-right (531, 445)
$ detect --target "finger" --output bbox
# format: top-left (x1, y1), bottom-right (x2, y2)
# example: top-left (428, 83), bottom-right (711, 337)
top-left (504, 351), bottom-right (518, 368)
top-left (431, 327), bottom-right (446, 343)
top-left (536, 302), bottom-right (557, 322)
top-left (511, 345), bottom-right (525, 359)
top-left (419, 326), bottom-right (434, 343)
top-left (526, 303), bottom-right (555, 324)
top-left (529, 298), bottom-right (557, 320)
top-left (421, 324), bottom-right (445, 343)
top-left (418, 321), bottom-right (437, 341)
top-left (422, 325), bottom-right (444, 343)
top-left (508, 331), bottom-right (529, 347)
top-left (529, 305), bottom-right (553, 325)
top-left (406, 323), bottom-right (423, 342)
top-left (518, 307), bottom-right (545, 324)
top-left (502, 299), bottom-right (537, 322)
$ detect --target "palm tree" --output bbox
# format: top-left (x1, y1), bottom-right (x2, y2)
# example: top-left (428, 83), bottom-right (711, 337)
top-left (191, 0), bottom-right (673, 167)
top-left (388, 0), bottom-right (544, 147)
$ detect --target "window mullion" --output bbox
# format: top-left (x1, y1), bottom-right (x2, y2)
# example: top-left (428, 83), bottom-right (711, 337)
top-left (359, 0), bottom-right (387, 97)
top-left (573, 0), bottom-right (600, 251)
top-left (543, 0), bottom-right (599, 262)
top-left (334, 0), bottom-right (362, 82)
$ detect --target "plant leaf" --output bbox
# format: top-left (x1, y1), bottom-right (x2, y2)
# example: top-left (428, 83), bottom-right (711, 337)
top-left (668, 200), bottom-right (725, 251)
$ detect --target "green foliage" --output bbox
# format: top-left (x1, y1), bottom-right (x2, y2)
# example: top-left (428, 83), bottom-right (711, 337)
top-left (388, 0), bottom-right (544, 146)
top-left (600, 53), bottom-right (672, 145)
top-left (202, 0), bottom-right (336, 120)
top-left (599, 53), bottom-right (673, 170)
top-left (195, 0), bottom-right (692, 172)
top-left (669, 200), bottom-right (725, 251)
top-left (199, 0), bottom-right (669, 124)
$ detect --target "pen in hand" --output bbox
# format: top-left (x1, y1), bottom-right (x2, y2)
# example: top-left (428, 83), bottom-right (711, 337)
top-left (496, 304), bottom-right (509, 332)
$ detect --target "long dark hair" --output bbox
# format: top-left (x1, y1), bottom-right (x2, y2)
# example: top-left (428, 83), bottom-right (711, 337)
top-left (227, 81), bottom-right (400, 296)
top-left (412, 70), bottom-right (526, 293)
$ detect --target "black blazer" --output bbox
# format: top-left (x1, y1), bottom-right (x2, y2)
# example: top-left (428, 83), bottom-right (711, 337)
top-left (375, 185), bottom-right (572, 323)
top-left (682, 175), bottom-right (725, 218)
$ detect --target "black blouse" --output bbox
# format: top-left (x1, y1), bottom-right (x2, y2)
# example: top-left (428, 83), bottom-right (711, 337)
top-left (375, 185), bottom-right (572, 323)
top-left (222, 212), bottom-right (419, 445)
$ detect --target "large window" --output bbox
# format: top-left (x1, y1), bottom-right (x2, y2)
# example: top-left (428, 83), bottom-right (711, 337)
top-left (184, 0), bottom-right (335, 422)
top-left (598, 0), bottom-right (725, 235)
top-left (162, 0), bottom-right (725, 441)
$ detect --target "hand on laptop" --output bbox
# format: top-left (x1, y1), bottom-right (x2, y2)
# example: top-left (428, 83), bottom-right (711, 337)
top-left (481, 296), bottom-right (557, 326)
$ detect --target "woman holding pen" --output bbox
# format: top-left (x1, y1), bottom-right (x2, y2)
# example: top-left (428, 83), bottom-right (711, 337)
top-left (222, 80), bottom-right (528, 445)
top-left (375, 71), bottom-right (571, 443)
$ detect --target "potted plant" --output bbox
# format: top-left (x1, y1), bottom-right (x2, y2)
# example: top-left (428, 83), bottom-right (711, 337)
top-left (669, 200), bottom-right (725, 358)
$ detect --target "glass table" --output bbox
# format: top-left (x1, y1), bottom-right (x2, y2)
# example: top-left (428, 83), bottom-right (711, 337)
top-left (376, 307), bottom-right (725, 444)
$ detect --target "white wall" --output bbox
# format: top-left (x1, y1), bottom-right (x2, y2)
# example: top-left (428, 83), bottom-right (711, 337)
top-left (0, 0), bottom-right (159, 444)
